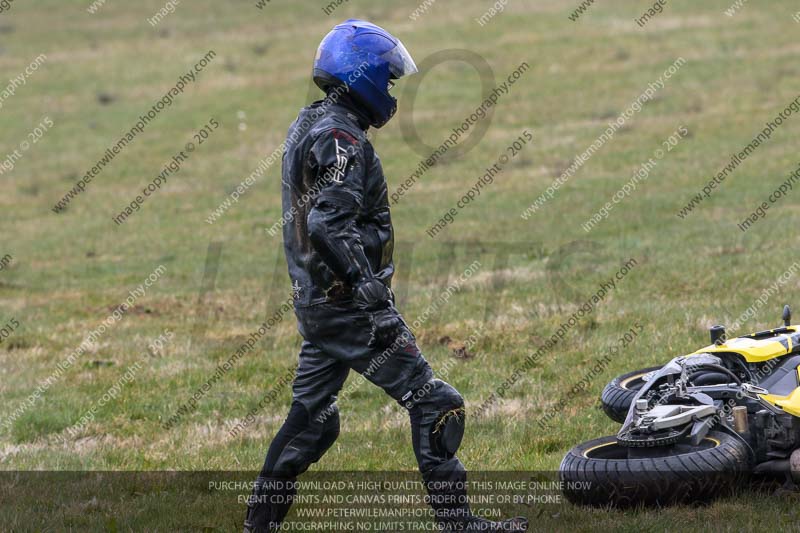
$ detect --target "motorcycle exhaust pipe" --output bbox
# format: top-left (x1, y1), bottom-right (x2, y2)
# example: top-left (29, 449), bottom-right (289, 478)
top-left (754, 450), bottom-right (800, 484)
top-left (754, 459), bottom-right (789, 475)
top-left (792, 449), bottom-right (800, 484)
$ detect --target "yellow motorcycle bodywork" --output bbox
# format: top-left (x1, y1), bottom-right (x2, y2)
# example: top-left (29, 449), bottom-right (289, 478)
top-left (689, 326), bottom-right (800, 416)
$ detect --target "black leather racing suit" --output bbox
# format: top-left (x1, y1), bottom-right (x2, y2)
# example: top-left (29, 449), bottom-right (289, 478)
top-left (246, 96), bottom-right (494, 531)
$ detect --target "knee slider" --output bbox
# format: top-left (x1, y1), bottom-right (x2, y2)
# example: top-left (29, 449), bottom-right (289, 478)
top-left (428, 380), bottom-right (465, 458)
top-left (431, 407), bottom-right (465, 457)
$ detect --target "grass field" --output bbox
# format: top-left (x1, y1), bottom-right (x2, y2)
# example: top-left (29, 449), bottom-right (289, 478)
top-left (3, 0), bottom-right (800, 530)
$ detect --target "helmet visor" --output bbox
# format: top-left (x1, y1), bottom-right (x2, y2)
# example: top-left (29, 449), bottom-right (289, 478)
top-left (381, 40), bottom-right (418, 79)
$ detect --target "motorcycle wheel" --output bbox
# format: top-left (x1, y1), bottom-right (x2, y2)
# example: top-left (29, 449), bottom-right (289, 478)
top-left (600, 367), bottom-right (661, 423)
top-left (559, 430), bottom-right (750, 507)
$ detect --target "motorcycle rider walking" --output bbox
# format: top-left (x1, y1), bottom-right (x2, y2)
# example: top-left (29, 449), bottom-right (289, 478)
top-left (244, 19), bottom-right (528, 532)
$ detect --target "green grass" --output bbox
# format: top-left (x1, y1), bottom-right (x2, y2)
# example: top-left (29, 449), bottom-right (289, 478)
top-left (2, 0), bottom-right (800, 530)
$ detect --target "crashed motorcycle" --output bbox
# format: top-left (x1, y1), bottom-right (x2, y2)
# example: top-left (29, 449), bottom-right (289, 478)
top-left (560, 305), bottom-right (800, 507)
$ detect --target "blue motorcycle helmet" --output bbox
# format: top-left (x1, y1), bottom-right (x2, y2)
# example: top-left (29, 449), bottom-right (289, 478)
top-left (313, 19), bottom-right (418, 128)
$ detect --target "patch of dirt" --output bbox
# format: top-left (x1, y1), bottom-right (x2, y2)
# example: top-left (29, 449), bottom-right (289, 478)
top-left (4, 338), bottom-right (31, 351)
top-left (449, 343), bottom-right (474, 359)
top-left (96, 92), bottom-right (115, 105)
top-left (438, 336), bottom-right (475, 359)
top-left (709, 245), bottom-right (746, 256)
top-left (104, 304), bottom-right (160, 317)
top-left (472, 398), bottom-right (529, 419)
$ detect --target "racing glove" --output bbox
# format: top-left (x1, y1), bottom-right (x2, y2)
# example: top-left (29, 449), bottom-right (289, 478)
top-left (353, 278), bottom-right (406, 348)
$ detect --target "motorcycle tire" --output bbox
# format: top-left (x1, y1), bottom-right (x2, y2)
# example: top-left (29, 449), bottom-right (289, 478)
top-left (600, 367), bottom-right (661, 423)
top-left (559, 430), bottom-right (750, 507)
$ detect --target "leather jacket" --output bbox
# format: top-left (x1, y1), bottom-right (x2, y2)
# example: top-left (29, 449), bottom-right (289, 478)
top-left (281, 97), bottom-right (394, 307)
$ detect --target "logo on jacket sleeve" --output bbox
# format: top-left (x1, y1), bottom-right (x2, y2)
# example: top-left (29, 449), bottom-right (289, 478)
top-left (330, 138), bottom-right (349, 184)
top-left (292, 279), bottom-right (302, 300)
